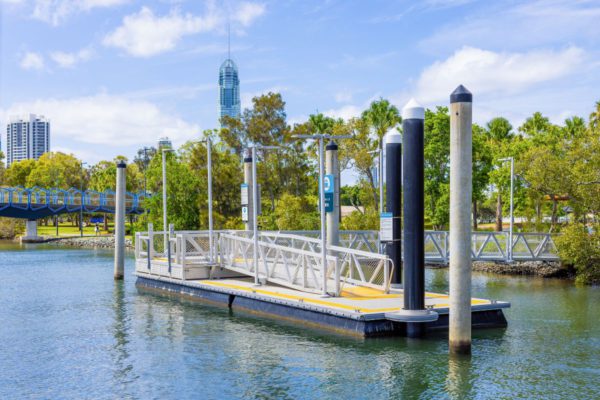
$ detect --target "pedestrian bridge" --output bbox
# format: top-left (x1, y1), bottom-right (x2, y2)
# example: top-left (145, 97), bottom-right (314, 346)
top-left (0, 186), bottom-right (147, 219)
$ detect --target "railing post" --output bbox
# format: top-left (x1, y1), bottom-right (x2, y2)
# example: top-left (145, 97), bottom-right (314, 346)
top-left (148, 223), bottom-right (154, 260)
top-left (384, 258), bottom-right (390, 294)
top-left (334, 257), bottom-right (340, 297)
top-left (167, 239), bottom-right (172, 274)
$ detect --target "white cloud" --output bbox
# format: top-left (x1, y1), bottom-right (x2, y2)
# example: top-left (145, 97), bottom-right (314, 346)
top-left (1, 94), bottom-right (199, 147)
top-left (103, 2), bottom-right (265, 57)
top-left (32, 0), bottom-right (128, 26)
top-left (334, 90), bottom-right (353, 103)
top-left (50, 48), bottom-right (93, 68)
top-left (233, 2), bottom-right (265, 27)
top-left (420, 0), bottom-right (600, 53)
top-left (415, 46), bottom-right (585, 103)
top-left (323, 104), bottom-right (362, 121)
top-left (20, 52), bottom-right (45, 70)
top-left (103, 6), bottom-right (220, 57)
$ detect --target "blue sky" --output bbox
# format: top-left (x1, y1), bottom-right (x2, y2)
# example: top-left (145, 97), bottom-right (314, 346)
top-left (1, 0), bottom-right (599, 165)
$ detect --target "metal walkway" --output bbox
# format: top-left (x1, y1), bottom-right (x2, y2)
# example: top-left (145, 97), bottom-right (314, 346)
top-left (0, 186), bottom-right (147, 218)
top-left (135, 229), bottom-right (393, 296)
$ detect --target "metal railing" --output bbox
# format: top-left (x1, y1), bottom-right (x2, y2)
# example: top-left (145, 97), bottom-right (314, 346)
top-left (270, 230), bottom-right (559, 262)
top-left (0, 185), bottom-right (146, 215)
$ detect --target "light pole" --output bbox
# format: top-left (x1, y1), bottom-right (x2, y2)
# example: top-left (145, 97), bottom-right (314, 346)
top-left (250, 144), bottom-right (280, 285)
top-left (162, 147), bottom-right (174, 251)
top-left (80, 161), bottom-right (88, 237)
top-left (499, 157), bottom-right (514, 262)
top-left (368, 149), bottom-right (384, 214)
top-left (293, 133), bottom-right (352, 296)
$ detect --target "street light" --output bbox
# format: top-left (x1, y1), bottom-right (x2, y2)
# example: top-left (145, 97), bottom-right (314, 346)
top-left (80, 161), bottom-right (88, 237)
top-left (499, 157), bottom-right (514, 262)
top-left (250, 144), bottom-right (281, 286)
top-left (162, 147), bottom-right (174, 250)
top-left (292, 133), bottom-right (352, 296)
top-left (368, 149), bottom-right (383, 214)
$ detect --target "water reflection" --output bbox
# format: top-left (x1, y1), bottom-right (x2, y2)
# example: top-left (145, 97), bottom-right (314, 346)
top-left (110, 281), bottom-right (135, 389)
top-left (446, 355), bottom-right (473, 399)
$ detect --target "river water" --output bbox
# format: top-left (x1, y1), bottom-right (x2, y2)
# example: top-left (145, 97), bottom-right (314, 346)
top-left (0, 241), bottom-right (598, 399)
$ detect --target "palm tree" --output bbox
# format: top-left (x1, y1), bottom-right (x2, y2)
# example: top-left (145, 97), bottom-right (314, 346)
top-left (362, 99), bottom-right (401, 211)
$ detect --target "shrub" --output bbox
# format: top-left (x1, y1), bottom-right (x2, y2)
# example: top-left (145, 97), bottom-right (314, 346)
top-left (0, 218), bottom-right (24, 239)
top-left (555, 223), bottom-right (600, 284)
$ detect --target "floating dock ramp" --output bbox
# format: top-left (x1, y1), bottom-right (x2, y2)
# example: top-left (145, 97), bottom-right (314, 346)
top-left (134, 230), bottom-right (509, 337)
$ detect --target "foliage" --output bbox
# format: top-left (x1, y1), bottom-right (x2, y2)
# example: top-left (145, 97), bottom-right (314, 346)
top-left (0, 218), bottom-right (24, 239)
top-left (273, 193), bottom-right (320, 230)
top-left (555, 223), bottom-right (600, 284)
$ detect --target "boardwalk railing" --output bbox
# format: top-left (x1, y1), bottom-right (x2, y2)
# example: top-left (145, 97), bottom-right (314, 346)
top-left (272, 230), bottom-right (559, 262)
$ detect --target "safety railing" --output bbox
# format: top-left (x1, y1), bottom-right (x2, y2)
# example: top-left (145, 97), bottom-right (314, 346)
top-left (275, 230), bottom-right (559, 262)
top-left (253, 231), bottom-right (392, 293)
top-left (219, 232), bottom-right (339, 295)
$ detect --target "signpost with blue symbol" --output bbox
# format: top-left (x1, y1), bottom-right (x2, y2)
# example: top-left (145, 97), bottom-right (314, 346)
top-left (322, 174), bottom-right (334, 213)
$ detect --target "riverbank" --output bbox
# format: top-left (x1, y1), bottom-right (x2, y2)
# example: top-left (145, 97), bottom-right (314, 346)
top-left (46, 236), bottom-right (133, 249)
top-left (426, 260), bottom-right (568, 278)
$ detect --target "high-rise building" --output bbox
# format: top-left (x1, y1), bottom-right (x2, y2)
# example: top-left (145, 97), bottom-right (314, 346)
top-left (6, 114), bottom-right (50, 167)
top-left (219, 58), bottom-right (241, 122)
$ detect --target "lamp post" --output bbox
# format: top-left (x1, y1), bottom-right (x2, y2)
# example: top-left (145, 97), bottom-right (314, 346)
top-left (292, 133), bottom-right (352, 296)
top-left (162, 147), bottom-right (174, 251)
top-left (250, 144), bottom-right (281, 285)
top-left (80, 161), bottom-right (87, 237)
top-left (499, 157), bottom-right (514, 262)
top-left (141, 146), bottom-right (152, 198)
top-left (368, 149), bottom-right (384, 214)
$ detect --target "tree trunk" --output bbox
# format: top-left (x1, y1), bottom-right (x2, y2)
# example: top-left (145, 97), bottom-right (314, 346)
top-left (104, 213), bottom-right (108, 232)
top-left (472, 200), bottom-right (478, 230)
top-left (495, 193), bottom-right (503, 231)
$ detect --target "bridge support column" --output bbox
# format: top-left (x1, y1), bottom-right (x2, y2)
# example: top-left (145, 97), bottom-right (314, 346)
top-left (326, 141), bottom-right (340, 249)
top-left (449, 85), bottom-right (473, 355)
top-left (21, 219), bottom-right (43, 243)
top-left (243, 150), bottom-right (254, 232)
top-left (385, 130), bottom-right (402, 288)
top-left (114, 160), bottom-right (126, 280)
top-left (402, 99), bottom-right (426, 338)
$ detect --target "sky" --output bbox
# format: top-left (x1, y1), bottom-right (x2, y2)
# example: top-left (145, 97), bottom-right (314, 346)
top-left (1, 0), bottom-right (599, 166)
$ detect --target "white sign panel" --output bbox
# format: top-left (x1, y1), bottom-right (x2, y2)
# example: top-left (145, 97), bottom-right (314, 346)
top-left (241, 206), bottom-right (249, 222)
top-left (241, 184), bottom-right (248, 205)
top-left (379, 212), bottom-right (393, 242)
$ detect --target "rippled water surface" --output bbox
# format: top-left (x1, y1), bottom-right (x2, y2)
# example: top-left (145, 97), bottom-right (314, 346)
top-left (1, 241), bottom-right (599, 399)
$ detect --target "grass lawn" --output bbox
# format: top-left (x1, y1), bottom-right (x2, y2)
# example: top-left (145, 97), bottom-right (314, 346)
top-left (37, 222), bottom-right (134, 240)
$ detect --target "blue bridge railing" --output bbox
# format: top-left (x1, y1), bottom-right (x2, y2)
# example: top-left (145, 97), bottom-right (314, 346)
top-left (0, 186), bottom-right (148, 218)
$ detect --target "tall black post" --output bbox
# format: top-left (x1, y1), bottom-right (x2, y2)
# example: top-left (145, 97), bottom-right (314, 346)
top-left (402, 98), bottom-right (426, 337)
top-left (385, 131), bottom-right (402, 287)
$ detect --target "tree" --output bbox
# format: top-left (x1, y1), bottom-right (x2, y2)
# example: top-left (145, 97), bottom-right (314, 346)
top-left (589, 100), bottom-right (600, 132)
top-left (362, 98), bottom-right (401, 148)
top-left (26, 152), bottom-right (83, 189)
top-left (472, 123), bottom-right (493, 229)
top-left (486, 117), bottom-right (515, 231)
top-left (5, 159), bottom-right (36, 186)
top-left (424, 107), bottom-right (450, 229)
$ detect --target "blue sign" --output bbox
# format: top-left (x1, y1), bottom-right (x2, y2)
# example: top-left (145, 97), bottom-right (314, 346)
top-left (324, 174), bottom-right (335, 194)
top-left (319, 193), bottom-right (334, 213)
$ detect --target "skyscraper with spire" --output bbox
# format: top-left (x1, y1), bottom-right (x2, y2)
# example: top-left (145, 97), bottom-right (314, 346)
top-left (219, 26), bottom-right (241, 123)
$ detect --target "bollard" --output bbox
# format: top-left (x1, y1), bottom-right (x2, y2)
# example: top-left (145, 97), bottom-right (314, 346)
top-left (243, 149), bottom-right (254, 231)
top-left (326, 141), bottom-right (340, 249)
top-left (114, 160), bottom-right (126, 280)
top-left (402, 99), bottom-right (426, 338)
top-left (385, 130), bottom-right (402, 288)
top-left (449, 85), bottom-right (473, 355)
